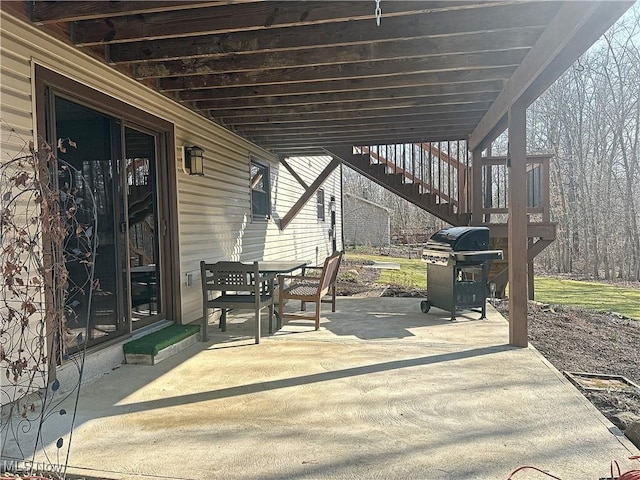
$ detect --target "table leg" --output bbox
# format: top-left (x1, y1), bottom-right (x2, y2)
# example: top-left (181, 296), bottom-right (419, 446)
top-left (268, 278), bottom-right (275, 333)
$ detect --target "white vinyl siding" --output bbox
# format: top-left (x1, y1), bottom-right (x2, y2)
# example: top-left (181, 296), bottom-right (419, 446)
top-left (0, 11), bottom-right (343, 329)
top-left (344, 193), bottom-right (390, 247)
top-left (0, 34), bottom-right (47, 404)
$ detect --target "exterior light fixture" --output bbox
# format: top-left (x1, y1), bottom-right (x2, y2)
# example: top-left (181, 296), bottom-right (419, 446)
top-left (329, 196), bottom-right (336, 213)
top-left (183, 145), bottom-right (205, 176)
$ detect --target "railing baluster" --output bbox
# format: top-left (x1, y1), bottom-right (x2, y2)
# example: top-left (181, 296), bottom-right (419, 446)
top-left (447, 141), bottom-right (452, 212)
top-left (420, 145), bottom-right (424, 195)
top-left (411, 144), bottom-right (416, 187)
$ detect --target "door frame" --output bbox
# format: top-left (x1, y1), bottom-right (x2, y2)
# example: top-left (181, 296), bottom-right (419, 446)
top-left (34, 65), bottom-right (181, 348)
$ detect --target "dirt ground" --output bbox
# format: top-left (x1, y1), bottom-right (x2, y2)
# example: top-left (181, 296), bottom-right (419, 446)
top-left (336, 258), bottom-right (640, 424)
top-left (494, 300), bottom-right (640, 421)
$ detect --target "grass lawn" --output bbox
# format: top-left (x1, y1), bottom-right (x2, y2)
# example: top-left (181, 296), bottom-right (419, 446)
top-left (534, 277), bottom-right (640, 320)
top-left (345, 250), bottom-right (640, 320)
top-left (345, 252), bottom-right (426, 289)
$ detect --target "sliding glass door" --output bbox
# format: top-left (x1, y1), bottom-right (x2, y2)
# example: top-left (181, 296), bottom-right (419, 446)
top-left (48, 94), bottom-right (167, 352)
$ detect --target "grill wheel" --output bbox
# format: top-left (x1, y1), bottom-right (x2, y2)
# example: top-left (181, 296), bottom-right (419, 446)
top-left (420, 300), bottom-right (431, 314)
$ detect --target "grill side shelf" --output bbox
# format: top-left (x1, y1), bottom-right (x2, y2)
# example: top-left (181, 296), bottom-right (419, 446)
top-left (453, 250), bottom-right (503, 262)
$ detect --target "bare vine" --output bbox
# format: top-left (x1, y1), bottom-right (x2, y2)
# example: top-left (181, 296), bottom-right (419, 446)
top-left (1, 123), bottom-right (97, 478)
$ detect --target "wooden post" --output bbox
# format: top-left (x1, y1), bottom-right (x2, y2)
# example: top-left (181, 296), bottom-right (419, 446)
top-left (508, 100), bottom-right (528, 347)
top-left (542, 157), bottom-right (551, 223)
top-left (470, 147), bottom-right (483, 225)
top-left (528, 238), bottom-right (535, 300)
top-left (483, 163), bottom-right (492, 224)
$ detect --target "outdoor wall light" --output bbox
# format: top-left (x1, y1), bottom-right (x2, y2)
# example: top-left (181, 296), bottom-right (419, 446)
top-left (183, 145), bottom-right (205, 176)
top-left (329, 196), bottom-right (336, 213)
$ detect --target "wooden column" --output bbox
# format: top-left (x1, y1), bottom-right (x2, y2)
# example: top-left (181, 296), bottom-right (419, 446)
top-left (508, 100), bottom-right (528, 347)
top-left (470, 147), bottom-right (483, 225)
top-left (528, 238), bottom-right (535, 300)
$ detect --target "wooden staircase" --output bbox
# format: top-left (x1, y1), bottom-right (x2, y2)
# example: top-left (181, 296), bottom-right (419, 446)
top-left (326, 144), bottom-right (471, 227)
top-left (326, 144), bottom-right (557, 296)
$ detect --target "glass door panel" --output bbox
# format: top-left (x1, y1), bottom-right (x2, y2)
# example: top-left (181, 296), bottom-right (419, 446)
top-left (53, 96), bottom-right (126, 350)
top-left (124, 127), bottom-right (162, 328)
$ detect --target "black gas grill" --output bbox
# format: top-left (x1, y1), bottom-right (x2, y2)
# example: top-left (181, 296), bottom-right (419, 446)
top-left (421, 226), bottom-right (502, 320)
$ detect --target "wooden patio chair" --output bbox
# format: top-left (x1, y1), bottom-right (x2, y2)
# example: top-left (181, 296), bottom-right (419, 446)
top-left (300, 251), bottom-right (343, 313)
top-left (278, 251), bottom-right (342, 330)
top-left (200, 261), bottom-right (274, 343)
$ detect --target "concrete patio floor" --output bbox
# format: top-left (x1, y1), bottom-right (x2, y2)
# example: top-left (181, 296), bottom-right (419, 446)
top-left (4, 297), bottom-right (638, 479)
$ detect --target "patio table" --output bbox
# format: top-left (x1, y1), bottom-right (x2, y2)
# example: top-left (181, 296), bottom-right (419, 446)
top-left (254, 261), bottom-right (308, 332)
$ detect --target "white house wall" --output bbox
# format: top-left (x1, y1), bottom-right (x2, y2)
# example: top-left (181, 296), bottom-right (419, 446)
top-left (0, 12), bottom-right (342, 327)
top-left (344, 193), bottom-right (390, 247)
top-left (1, 27), bottom-right (48, 404)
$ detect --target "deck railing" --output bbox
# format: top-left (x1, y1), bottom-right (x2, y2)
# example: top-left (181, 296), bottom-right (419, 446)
top-left (480, 154), bottom-right (551, 223)
top-left (355, 141), bottom-right (471, 216)
top-left (351, 145), bottom-right (551, 226)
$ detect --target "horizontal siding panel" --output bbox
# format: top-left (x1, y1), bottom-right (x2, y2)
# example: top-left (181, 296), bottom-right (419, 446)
top-left (0, 47), bottom-right (33, 159)
top-left (178, 187), bottom-right (248, 200)
top-left (0, 82), bottom-right (32, 111)
top-left (1, 125), bottom-right (32, 156)
top-left (0, 46), bottom-right (31, 78)
top-left (0, 111), bottom-right (32, 163)
top-left (0, 107), bottom-right (32, 134)
top-left (0, 142), bottom-right (31, 163)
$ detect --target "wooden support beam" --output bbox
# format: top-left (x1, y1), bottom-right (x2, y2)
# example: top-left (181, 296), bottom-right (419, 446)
top-left (541, 157), bottom-right (551, 223)
top-left (238, 115), bottom-right (484, 133)
top-left (71, 2), bottom-right (509, 46)
top-left (279, 158), bottom-right (308, 190)
top-left (158, 65), bottom-right (515, 91)
top-left (471, 148), bottom-right (483, 225)
top-left (30, 1), bottom-right (229, 24)
top-left (188, 80), bottom-right (502, 110)
top-left (486, 223), bottom-right (557, 241)
top-left (223, 104), bottom-right (493, 125)
top-left (508, 100), bottom-right (528, 348)
top-left (249, 124), bottom-right (477, 141)
top-left (114, 34), bottom-right (530, 68)
top-left (481, 154), bottom-right (553, 165)
top-left (489, 237), bottom-right (555, 298)
top-left (176, 75), bottom-right (504, 104)
top-left (279, 158), bottom-right (340, 231)
top-left (258, 132), bottom-right (469, 149)
top-left (528, 238), bottom-right (535, 300)
top-left (109, 3), bottom-right (555, 64)
top-left (136, 47), bottom-right (522, 78)
top-left (209, 93), bottom-right (497, 119)
top-left (469, 1), bottom-right (633, 151)
top-left (458, 148), bottom-right (469, 216)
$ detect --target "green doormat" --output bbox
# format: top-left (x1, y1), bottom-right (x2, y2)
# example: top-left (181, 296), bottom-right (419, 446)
top-left (124, 324), bottom-right (200, 356)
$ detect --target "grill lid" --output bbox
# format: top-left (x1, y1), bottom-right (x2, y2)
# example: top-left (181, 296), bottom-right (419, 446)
top-left (428, 226), bottom-right (490, 252)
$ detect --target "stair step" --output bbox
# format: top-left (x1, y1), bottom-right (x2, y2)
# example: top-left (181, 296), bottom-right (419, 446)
top-left (401, 183), bottom-right (421, 194)
top-left (124, 323), bottom-right (201, 365)
top-left (369, 163), bottom-right (387, 175)
top-left (349, 155), bottom-right (371, 169)
top-left (388, 172), bottom-right (405, 184)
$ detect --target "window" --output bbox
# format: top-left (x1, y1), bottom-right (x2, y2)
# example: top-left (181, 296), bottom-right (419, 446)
top-left (317, 188), bottom-right (325, 221)
top-left (251, 159), bottom-right (270, 219)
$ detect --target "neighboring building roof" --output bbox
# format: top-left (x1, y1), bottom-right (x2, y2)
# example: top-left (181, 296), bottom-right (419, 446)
top-left (344, 193), bottom-right (391, 214)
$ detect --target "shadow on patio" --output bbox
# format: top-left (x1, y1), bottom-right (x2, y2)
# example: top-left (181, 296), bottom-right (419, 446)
top-left (3, 298), bottom-right (637, 480)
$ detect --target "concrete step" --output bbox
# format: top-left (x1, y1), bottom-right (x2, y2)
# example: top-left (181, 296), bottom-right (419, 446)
top-left (123, 323), bottom-right (201, 365)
